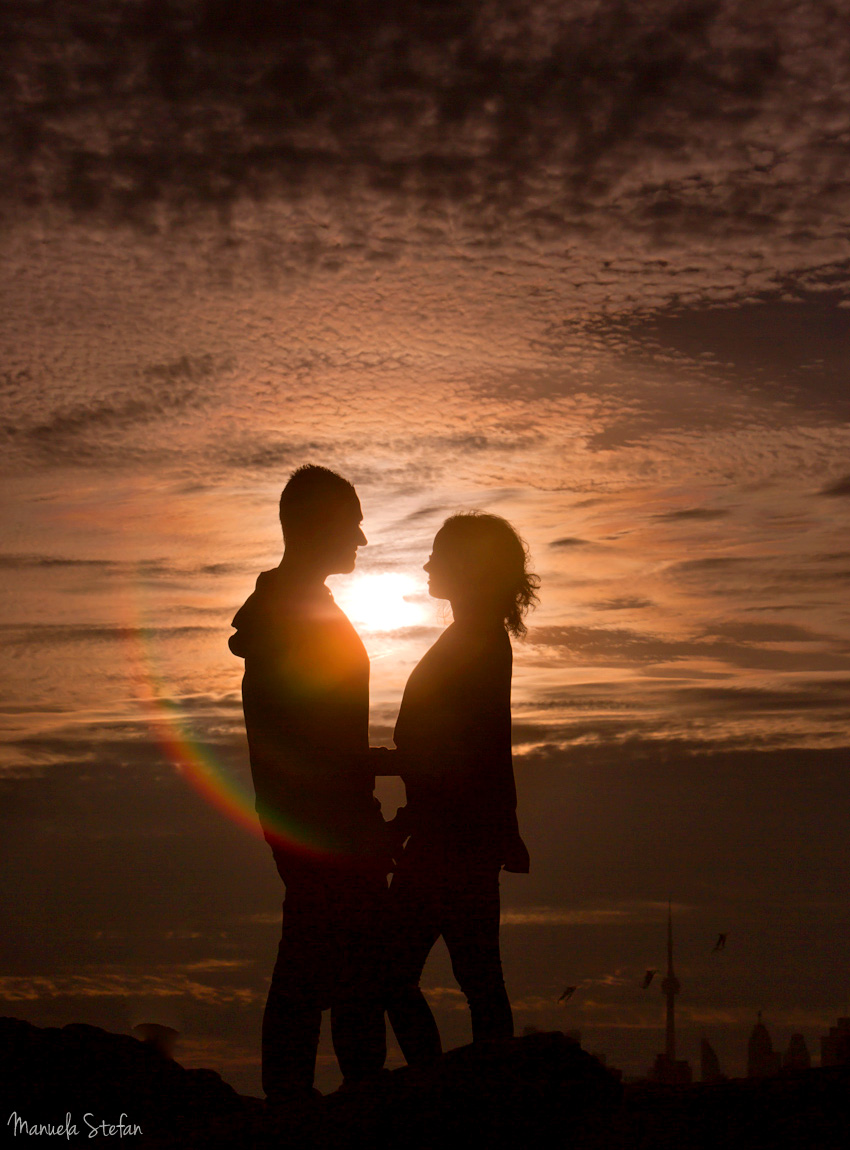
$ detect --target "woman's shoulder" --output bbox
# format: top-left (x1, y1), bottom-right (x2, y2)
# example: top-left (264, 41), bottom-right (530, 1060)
top-left (433, 623), bottom-right (512, 692)
top-left (447, 620), bottom-right (512, 658)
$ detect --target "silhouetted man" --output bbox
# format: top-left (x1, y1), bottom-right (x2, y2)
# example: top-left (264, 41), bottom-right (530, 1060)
top-left (229, 465), bottom-right (389, 1101)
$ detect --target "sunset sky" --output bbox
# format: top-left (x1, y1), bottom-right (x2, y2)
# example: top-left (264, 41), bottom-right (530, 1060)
top-left (2, 0), bottom-right (849, 1093)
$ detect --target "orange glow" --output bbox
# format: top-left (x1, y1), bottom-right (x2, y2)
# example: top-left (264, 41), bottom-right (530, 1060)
top-left (331, 572), bottom-right (426, 633)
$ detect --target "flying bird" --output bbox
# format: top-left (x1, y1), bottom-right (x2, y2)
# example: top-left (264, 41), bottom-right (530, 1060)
top-left (557, 986), bottom-right (577, 1004)
top-left (712, 934), bottom-right (727, 952)
top-left (640, 970), bottom-right (657, 989)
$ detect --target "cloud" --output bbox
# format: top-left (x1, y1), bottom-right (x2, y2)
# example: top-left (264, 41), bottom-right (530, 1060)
top-left (698, 620), bottom-right (827, 643)
top-left (1, 373), bottom-right (227, 468)
top-left (501, 904), bottom-right (670, 927)
top-left (527, 621), bottom-right (850, 674)
top-left (589, 597), bottom-right (655, 611)
top-left (0, 0), bottom-right (845, 286)
top-left (666, 551), bottom-right (850, 600)
top-left (143, 353), bottom-right (231, 386)
top-left (0, 972), bottom-right (261, 1006)
top-left (511, 686), bottom-right (850, 756)
top-left (549, 537), bottom-right (592, 549)
top-left (1, 623), bottom-right (217, 647)
top-left (422, 986), bottom-right (466, 1003)
top-left (0, 555), bottom-right (243, 584)
top-left (215, 436), bottom-right (348, 473)
top-left (16, 389), bottom-right (201, 442)
top-left (652, 507), bottom-right (731, 521)
top-left (670, 680), bottom-right (850, 714)
top-left (624, 298), bottom-right (850, 418)
top-left (818, 473), bottom-right (850, 496)
top-left (0, 555), bottom-right (114, 570)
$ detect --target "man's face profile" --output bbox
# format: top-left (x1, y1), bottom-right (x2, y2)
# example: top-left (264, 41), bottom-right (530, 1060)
top-left (316, 497), bottom-right (367, 575)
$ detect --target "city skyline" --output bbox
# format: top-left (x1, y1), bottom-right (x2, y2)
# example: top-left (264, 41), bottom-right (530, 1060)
top-left (548, 909), bottom-right (845, 1083)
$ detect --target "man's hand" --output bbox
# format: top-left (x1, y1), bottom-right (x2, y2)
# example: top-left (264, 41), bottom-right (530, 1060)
top-left (368, 746), bottom-right (398, 776)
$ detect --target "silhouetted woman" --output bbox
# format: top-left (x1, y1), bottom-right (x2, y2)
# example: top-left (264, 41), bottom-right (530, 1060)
top-left (386, 512), bottom-right (538, 1063)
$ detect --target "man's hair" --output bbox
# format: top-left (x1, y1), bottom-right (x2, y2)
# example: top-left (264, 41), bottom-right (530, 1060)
top-left (279, 465), bottom-right (358, 538)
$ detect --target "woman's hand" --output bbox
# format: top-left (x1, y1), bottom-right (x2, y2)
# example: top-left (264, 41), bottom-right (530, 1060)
top-left (385, 805), bottom-right (411, 863)
top-left (501, 834), bottom-right (530, 874)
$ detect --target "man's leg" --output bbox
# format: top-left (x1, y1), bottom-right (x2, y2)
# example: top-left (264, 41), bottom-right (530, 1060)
top-left (329, 865), bottom-right (389, 1083)
top-left (384, 859), bottom-right (443, 1066)
top-left (262, 929), bottom-right (322, 1097)
top-left (262, 854), bottom-right (331, 1098)
top-left (442, 866), bottom-right (513, 1043)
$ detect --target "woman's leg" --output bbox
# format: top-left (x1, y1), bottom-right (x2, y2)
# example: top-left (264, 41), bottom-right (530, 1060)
top-left (442, 866), bottom-right (513, 1042)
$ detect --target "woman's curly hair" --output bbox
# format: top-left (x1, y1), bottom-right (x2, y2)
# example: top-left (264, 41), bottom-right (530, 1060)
top-left (436, 511), bottom-right (540, 637)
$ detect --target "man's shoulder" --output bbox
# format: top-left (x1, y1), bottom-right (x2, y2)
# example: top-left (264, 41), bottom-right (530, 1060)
top-left (237, 568), bottom-right (333, 617)
top-left (230, 568), bottom-right (360, 660)
top-left (230, 568), bottom-right (312, 657)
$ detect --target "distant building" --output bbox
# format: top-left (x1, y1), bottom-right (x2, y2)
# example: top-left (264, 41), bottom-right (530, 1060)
top-left (747, 1013), bottom-right (781, 1078)
top-left (783, 1033), bottom-right (811, 1071)
top-left (820, 1017), bottom-right (850, 1067)
top-left (700, 1037), bottom-right (723, 1083)
top-left (648, 906), bottom-right (692, 1085)
top-left (650, 1053), bottom-right (692, 1085)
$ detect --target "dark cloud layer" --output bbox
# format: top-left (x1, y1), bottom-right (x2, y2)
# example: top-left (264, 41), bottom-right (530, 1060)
top-left (0, 356), bottom-right (235, 465)
top-left (2, 0), bottom-right (847, 250)
top-left (531, 621), bottom-right (850, 673)
top-left (3, 728), bottom-right (848, 1087)
top-left (620, 296), bottom-right (850, 418)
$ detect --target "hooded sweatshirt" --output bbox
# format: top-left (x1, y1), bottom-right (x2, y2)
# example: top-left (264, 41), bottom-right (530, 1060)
top-left (230, 566), bottom-right (382, 857)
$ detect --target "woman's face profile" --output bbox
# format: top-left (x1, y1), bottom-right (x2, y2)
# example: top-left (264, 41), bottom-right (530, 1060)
top-left (423, 529), bottom-right (458, 601)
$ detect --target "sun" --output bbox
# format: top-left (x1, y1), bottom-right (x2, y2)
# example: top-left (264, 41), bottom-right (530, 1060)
top-left (331, 571), bottom-right (425, 632)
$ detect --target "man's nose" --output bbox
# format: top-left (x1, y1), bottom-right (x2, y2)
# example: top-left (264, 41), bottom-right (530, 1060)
top-left (357, 527), bottom-right (367, 546)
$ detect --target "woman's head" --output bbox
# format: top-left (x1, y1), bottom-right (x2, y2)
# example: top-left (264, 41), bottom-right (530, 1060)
top-left (424, 512), bottom-right (539, 636)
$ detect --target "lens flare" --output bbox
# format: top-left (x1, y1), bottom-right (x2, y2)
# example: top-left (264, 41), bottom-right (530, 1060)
top-left (126, 580), bottom-right (331, 857)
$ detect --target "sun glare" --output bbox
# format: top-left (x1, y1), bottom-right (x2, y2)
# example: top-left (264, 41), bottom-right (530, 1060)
top-left (332, 572), bottom-right (425, 633)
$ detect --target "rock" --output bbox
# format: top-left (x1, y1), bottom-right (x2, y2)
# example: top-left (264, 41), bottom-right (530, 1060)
top-left (0, 1016), bottom-right (249, 1147)
top-left (321, 1031), bottom-right (621, 1149)
top-left (5, 1016), bottom-right (846, 1149)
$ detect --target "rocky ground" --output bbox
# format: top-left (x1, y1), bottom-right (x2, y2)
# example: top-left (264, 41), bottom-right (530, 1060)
top-left (2, 1016), bottom-right (848, 1148)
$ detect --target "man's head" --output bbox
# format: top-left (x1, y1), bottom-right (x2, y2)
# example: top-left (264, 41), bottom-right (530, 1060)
top-left (279, 465), bottom-right (366, 575)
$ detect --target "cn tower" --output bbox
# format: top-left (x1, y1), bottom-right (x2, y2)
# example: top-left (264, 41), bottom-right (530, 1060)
top-left (661, 902), bottom-right (681, 1062)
